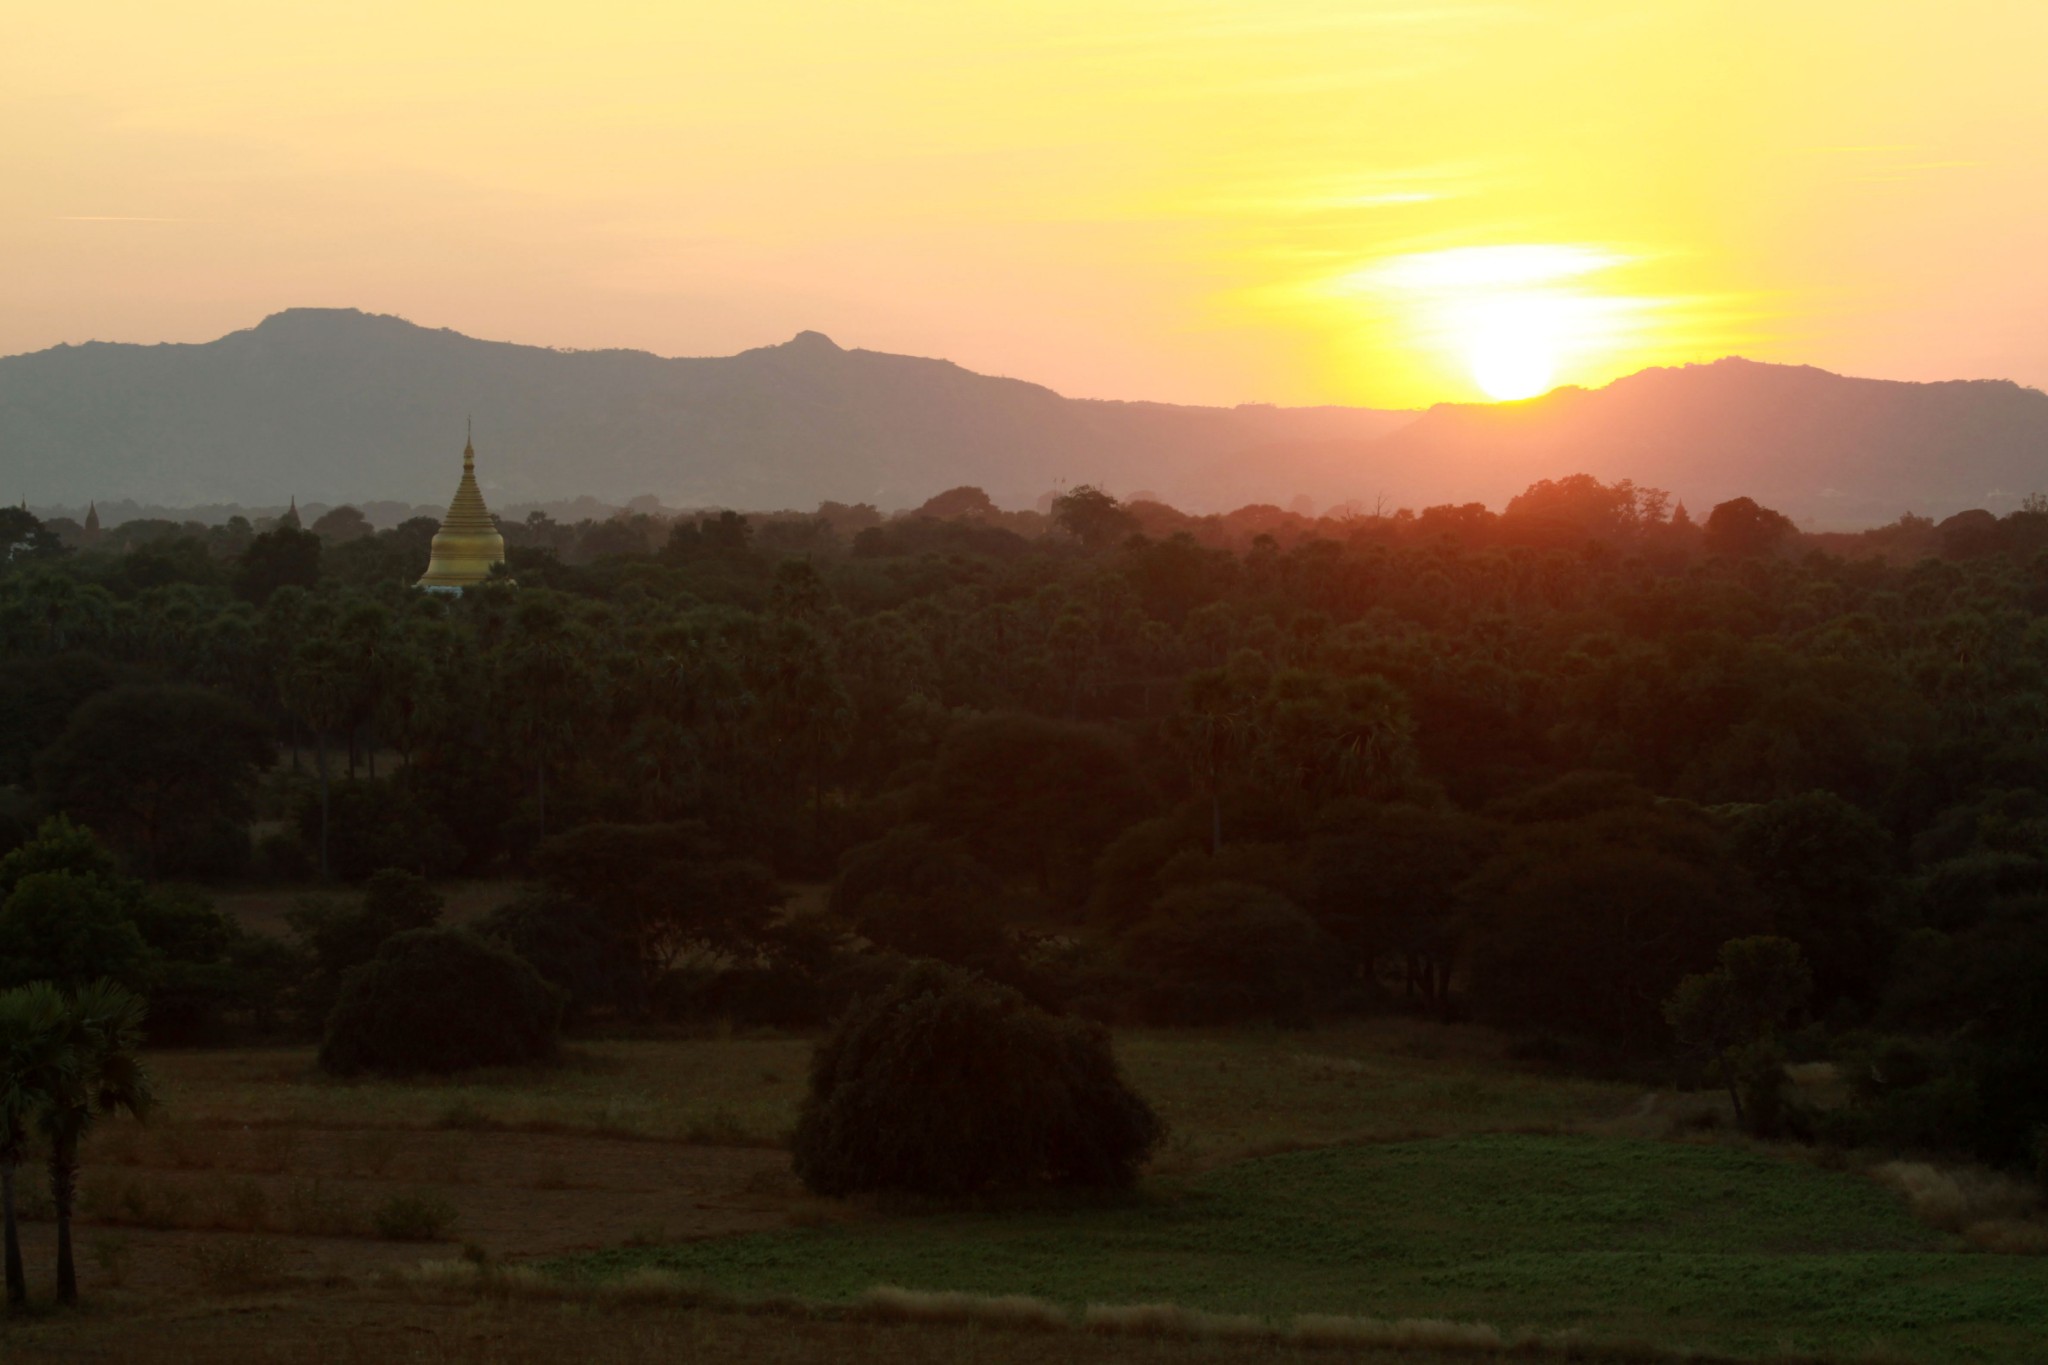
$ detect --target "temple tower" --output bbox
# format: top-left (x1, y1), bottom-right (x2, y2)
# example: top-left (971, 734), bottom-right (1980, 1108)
top-left (417, 425), bottom-right (508, 593)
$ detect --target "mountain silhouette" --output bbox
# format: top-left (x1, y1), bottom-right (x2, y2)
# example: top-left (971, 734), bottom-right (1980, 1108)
top-left (0, 309), bottom-right (1407, 513)
top-left (1329, 359), bottom-right (2048, 526)
top-left (2, 309), bottom-right (2044, 525)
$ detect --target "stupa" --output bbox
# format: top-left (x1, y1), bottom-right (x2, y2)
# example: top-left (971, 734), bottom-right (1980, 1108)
top-left (416, 425), bottom-right (508, 593)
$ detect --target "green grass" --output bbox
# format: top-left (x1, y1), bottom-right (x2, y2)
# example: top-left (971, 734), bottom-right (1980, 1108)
top-left (560, 1135), bottom-right (2048, 1364)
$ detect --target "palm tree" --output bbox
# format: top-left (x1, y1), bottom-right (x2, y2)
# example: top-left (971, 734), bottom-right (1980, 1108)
top-left (41, 980), bottom-right (153, 1304)
top-left (0, 983), bottom-right (71, 1308)
top-left (282, 636), bottom-right (356, 878)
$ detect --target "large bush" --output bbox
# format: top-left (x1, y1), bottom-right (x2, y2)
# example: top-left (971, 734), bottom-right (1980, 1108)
top-left (792, 962), bottom-right (1162, 1197)
top-left (319, 928), bottom-right (562, 1076)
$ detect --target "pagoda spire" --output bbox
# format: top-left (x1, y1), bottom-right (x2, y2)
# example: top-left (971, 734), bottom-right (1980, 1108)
top-left (417, 423), bottom-right (509, 593)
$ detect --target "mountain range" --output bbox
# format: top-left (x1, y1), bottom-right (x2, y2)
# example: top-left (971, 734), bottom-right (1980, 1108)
top-left (3, 308), bottom-right (2044, 527)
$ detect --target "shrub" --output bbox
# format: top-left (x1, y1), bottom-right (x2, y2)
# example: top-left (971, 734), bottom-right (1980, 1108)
top-left (319, 928), bottom-right (563, 1076)
top-left (792, 961), bottom-right (1163, 1197)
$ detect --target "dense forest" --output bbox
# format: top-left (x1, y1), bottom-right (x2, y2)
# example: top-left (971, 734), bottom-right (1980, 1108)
top-left (1, 474), bottom-right (2045, 1179)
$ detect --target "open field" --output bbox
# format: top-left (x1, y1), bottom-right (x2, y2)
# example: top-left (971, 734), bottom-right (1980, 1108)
top-left (125, 1019), bottom-right (1640, 1163)
top-left (565, 1134), bottom-right (2048, 1364)
top-left (3, 1024), bottom-right (2041, 1364)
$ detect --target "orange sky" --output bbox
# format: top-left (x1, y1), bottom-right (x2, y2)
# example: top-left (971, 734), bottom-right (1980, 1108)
top-left (4, 1), bottom-right (2045, 408)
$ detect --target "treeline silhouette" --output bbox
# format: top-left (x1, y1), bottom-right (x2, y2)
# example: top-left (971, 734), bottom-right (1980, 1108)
top-left (0, 475), bottom-right (2044, 1176)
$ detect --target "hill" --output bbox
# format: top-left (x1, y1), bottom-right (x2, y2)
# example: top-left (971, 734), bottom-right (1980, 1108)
top-left (3, 311), bottom-right (2044, 524)
top-left (1327, 358), bottom-right (2048, 527)
top-left (0, 310), bottom-right (1409, 513)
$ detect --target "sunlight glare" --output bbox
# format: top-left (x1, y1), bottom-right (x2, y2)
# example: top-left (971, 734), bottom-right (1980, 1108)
top-left (1344, 244), bottom-right (1649, 402)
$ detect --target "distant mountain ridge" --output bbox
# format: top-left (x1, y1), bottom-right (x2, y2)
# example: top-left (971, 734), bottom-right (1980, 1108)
top-left (1349, 359), bottom-right (2048, 527)
top-left (2, 308), bottom-right (2044, 526)
top-left (0, 309), bottom-right (1409, 514)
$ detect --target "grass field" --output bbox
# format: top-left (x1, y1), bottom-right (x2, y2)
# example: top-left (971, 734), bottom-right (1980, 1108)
top-left (562, 1135), bottom-right (2048, 1365)
top-left (4, 1023), bottom-right (2041, 1363)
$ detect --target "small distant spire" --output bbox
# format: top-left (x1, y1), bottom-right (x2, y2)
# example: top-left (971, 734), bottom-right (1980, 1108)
top-left (465, 416), bottom-right (475, 469)
top-left (281, 496), bottom-right (301, 529)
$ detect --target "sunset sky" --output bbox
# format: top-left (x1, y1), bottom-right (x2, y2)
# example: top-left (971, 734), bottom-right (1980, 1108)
top-left (5, 1), bottom-right (2045, 408)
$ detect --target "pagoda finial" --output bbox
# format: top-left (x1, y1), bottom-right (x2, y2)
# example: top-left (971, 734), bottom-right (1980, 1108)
top-left (464, 416), bottom-right (475, 470)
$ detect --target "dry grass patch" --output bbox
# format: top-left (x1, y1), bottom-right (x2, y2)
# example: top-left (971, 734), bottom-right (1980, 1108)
top-left (1875, 1160), bottom-right (2047, 1253)
top-left (855, 1285), bottom-right (1070, 1331)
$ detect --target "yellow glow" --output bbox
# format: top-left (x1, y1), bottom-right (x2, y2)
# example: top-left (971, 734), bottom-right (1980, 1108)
top-left (1338, 246), bottom-right (1650, 400)
top-left (3, 2), bottom-right (2046, 407)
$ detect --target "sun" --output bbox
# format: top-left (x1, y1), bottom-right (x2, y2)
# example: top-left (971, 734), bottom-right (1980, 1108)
top-left (1339, 244), bottom-right (1647, 404)
top-left (1454, 294), bottom-right (1568, 401)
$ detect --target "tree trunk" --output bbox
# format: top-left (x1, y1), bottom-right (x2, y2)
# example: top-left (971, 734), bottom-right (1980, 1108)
top-left (3, 1157), bottom-right (24, 1307)
top-left (1210, 788), bottom-right (1222, 857)
top-left (315, 730), bottom-right (332, 880)
top-left (50, 1142), bottom-right (76, 1305)
top-left (367, 724), bottom-right (377, 781)
top-left (810, 734), bottom-right (825, 857)
top-left (348, 726), bottom-right (359, 780)
top-left (536, 756), bottom-right (547, 842)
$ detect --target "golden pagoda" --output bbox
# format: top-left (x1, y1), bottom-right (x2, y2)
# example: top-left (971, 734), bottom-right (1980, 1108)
top-left (416, 425), bottom-right (509, 593)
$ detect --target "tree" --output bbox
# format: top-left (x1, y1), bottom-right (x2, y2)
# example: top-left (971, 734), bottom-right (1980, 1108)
top-left (319, 928), bottom-right (561, 1076)
top-left (1703, 497), bottom-right (1796, 559)
top-left (282, 637), bottom-right (356, 878)
top-left (1165, 661), bottom-right (1260, 854)
top-left (752, 618), bottom-right (852, 858)
top-left (0, 873), bottom-right (148, 992)
top-left (1730, 792), bottom-right (1895, 1010)
top-left (310, 505), bottom-right (374, 545)
top-left (1664, 936), bottom-right (1812, 1132)
top-left (926, 713), bottom-right (1152, 896)
top-left (41, 979), bottom-right (154, 1303)
top-left (235, 524), bottom-right (322, 603)
top-left (34, 685), bottom-right (271, 877)
top-left (0, 982), bottom-right (67, 1307)
top-left (1311, 801), bottom-right (1496, 1006)
top-left (1122, 880), bottom-right (1337, 1023)
top-left (792, 962), bottom-right (1162, 1196)
top-left (530, 822), bottom-right (783, 982)
top-left (831, 826), bottom-right (1010, 970)
top-left (1463, 807), bottom-right (1759, 1047)
top-left (914, 486), bottom-right (998, 521)
top-left (1051, 485), bottom-right (1138, 552)
top-left (0, 509), bottom-right (65, 565)
top-left (497, 596), bottom-right (592, 841)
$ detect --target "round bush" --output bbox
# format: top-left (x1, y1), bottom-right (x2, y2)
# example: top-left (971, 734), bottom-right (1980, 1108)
top-left (319, 928), bottom-right (562, 1076)
top-left (792, 961), bottom-right (1163, 1197)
